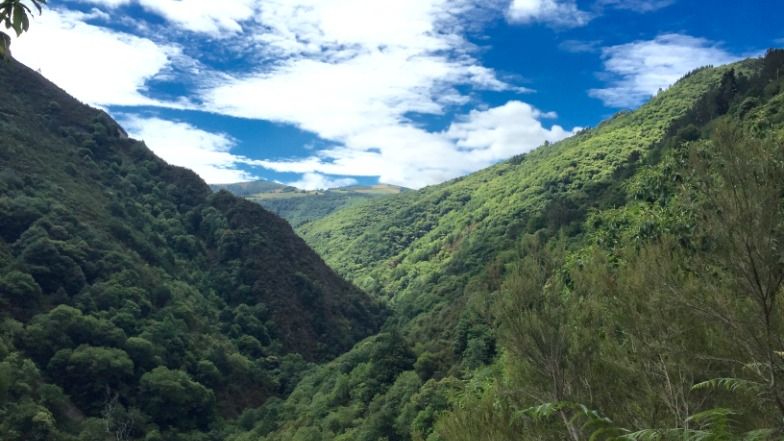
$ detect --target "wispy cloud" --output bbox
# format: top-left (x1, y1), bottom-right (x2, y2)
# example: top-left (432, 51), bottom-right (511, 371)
top-left (589, 34), bottom-right (740, 107)
top-left (13, 8), bottom-right (179, 106)
top-left (250, 101), bottom-right (577, 188)
top-left (506, 0), bottom-right (674, 28)
top-left (121, 116), bottom-right (257, 184)
top-left (507, 0), bottom-right (591, 28)
top-left (288, 173), bottom-right (358, 191)
top-left (596, 0), bottom-right (674, 13)
top-left (559, 39), bottom-right (602, 53)
top-left (18, 1), bottom-right (577, 188)
top-left (196, 0), bottom-right (567, 187)
top-left (75, 0), bottom-right (257, 35)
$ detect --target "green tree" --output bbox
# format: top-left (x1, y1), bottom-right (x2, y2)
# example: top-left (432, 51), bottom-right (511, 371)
top-left (0, 0), bottom-right (46, 57)
top-left (139, 367), bottom-right (215, 430)
top-left (47, 345), bottom-right (134, 413)
top-left (0, 270), bottom-right (42, 317)
top-left (686, 122), bottom-right (784, 422)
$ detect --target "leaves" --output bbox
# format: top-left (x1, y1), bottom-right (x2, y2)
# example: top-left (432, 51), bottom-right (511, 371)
top-left (691, 378), bottom-right (764, 394)
top-left (0, 1), bottom-right (42, 36)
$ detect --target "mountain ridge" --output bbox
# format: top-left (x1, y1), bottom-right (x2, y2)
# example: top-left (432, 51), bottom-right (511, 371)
top-left (212, 180), bottom-right (410, 227)
top-left (0, 57), bottom-right (383, 439)
top-left (229, 52), bottom-right (784, 440)
top-left (3, 49), bottom-right (784, 441)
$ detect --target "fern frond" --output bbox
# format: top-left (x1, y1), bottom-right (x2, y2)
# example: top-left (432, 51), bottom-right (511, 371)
top-left (691, 377), bottom-right (762, 393)
top-left (742, 428), bottom-right (778, 441)
top-left (587, 426), bottom-right (627, 441)
top-left (519, 401), bottom-right (571, 421)
top-left (686, 407), bottom-right (737, 423)
top-left (618, 428), bottom-right (710, 441)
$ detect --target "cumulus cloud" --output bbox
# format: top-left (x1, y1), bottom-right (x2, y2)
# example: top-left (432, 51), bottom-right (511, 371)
top-left (446, 101), bottom-right (575, 163)
top-left (287, 173), bottom-right (358, 191)
top-left (589, 34), bottom-right (740, 107)
top-left (11, 8), bottom-right (178, 106)
top-left (250, 101), bottom-right (577, 188)
top-left (21, 1), bottom-right (576, 188)
top-left (196, 0), bottom-right (561, 188)
top-left (121, 116), bottom-right (257, 184)
top-left (507, 0), bottom-right (591, 28)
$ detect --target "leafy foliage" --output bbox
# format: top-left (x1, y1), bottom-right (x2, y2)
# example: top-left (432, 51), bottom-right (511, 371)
top-left (3, 35), bottom-right (784, 441)
top-left (0, 0), bottom-right (45, 57)
top-left (0, 58), bottom-right (383, 439)
top-left (213, 181), bottom-right (410, 228)
top-left (237, 51), bottom-right (784, 441)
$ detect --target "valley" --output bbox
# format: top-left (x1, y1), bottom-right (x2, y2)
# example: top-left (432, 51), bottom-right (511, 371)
top-left (1, 37), bottom-right (783, 441)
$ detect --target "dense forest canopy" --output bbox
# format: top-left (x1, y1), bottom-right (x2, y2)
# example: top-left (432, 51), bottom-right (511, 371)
top-left (0, 5), bottom-right (783, 438)
top-left (232, 50), bottom-right (784, 441)
top-left (212, 182), bottom-right (410, 228)
top-left (0, 58), bottom-right (383, 440)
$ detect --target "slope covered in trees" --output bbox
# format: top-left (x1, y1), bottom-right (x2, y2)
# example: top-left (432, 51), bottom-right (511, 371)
top-left (212, 181), bottom-right (409, 228)
top-left (229, 51), bottom-right (784, 440)
top-left (0, 59), bottom-right (383, 440)
top-left (2, 39), bottom-right (783, 440)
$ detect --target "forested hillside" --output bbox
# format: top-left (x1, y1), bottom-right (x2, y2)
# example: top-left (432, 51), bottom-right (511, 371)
top-left (2, 35), bottom-right (783, 441)
top-left (0, 59), bottom-right (383, 440)
top-left (229, 51), bottom-right (784, 440)
top-left (212, 182), bottom-right (409, 228)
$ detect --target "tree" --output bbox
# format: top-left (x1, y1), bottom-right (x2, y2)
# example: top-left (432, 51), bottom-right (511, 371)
top-left (139, 367), bottom-right (215, 430)
top-left (687, 121), bottom-right (784, 423)
top-left (0, 0), bottom-right (46, 57)
top-left (47, 345), bottom-right (134, 413)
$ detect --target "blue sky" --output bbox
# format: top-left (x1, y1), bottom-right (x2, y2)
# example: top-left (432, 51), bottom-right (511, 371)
top-left (11, 0), bottom-right (782, 189)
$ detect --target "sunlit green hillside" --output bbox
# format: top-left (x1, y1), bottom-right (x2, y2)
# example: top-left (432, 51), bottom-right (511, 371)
top-left (213, 181), bottom-right (409, 227)
top-left (233, 51), bottom-right (784, 441)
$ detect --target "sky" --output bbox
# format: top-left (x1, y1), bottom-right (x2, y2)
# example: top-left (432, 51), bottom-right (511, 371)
top-left (10, 0), bottom-right (782, 189)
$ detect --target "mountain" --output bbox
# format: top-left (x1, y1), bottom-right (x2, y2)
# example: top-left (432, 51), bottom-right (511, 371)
top-left (4, 44), bottom-right (783, 441)
top-left (0, 58), bottom-right (383, 440)
top-left (230, 51), bottom-right (784, 440)
top-left (212, 181), bottom-right (410, 227)
top-left (210, 180), bottom-right (293, 197)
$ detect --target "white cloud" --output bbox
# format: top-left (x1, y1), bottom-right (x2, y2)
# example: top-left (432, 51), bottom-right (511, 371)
top-left (121, 116), bottom-right (257, 184)
top-left (589, 34), bottom-right (740, 107)
top-left (287, 173), bottom-right (358, 190)
top-left (559, 39), bottom-right (602, 53)
top-left (506, 0), bottom-right (674, 28)
top-left (77, 0), bottom-right (130, 7)
top-left (76, 0), bottom-right (257, 34)
top-left (19, 1), bottom-right (575, 188)
top-left (205, 50), bottom-right (487, 139)
top-left (506, 0), bottom-right (592, 28)
top-left (197, 0), bottom-right (552, 188)
top-left (596, 0), bottom-right (674, 12)
top-left (250, 101), bottom-right (577, 188)
top-left (11, 8), bottom-right (178, 106)
top-left (446, 101), bottom-right (576, 163)
top-left (137, 0), bottom-right (256, 35)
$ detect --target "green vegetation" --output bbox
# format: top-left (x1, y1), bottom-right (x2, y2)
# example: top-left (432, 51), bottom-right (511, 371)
top-left (0, 58), bottom-right (383, 440)
top-left (3, 40), bottom-right (784, 440)
top-left (213, 181), bottom-right (409, 228)
top-left (0, 0), bottom-right (46, 57)
top-left (226, 51), bottom-right (784, 441)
